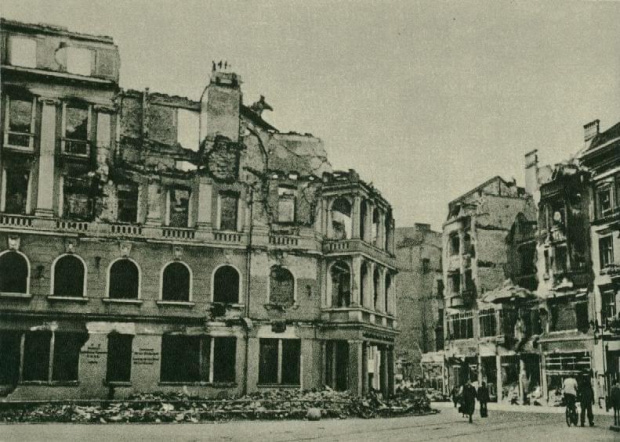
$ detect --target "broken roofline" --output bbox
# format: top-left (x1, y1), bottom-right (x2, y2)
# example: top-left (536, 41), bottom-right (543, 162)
top-left (322, 170), bottom-right (393, 211)
top-left (447, 176), bottom-right (528, 208)
top-left (1, 18), bottom-right (115, 45)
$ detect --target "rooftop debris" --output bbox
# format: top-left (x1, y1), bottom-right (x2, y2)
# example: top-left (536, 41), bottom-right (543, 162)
top-left (0, 388), bottom-right (434, 423)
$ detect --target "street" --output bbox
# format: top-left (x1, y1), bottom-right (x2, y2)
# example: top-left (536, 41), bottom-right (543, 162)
top-left (1, 406), bottom-right (617, 442)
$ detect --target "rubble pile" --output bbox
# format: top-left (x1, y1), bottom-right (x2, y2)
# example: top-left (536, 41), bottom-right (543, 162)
top-left (0, 388), bottom-right (434, 423)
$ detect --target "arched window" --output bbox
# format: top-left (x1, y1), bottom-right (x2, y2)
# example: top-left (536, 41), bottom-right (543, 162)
top-left (108, 259), bottom-right (139, 299)
top-left (360, 201), bottom-right (368, 242)
top-left (0, 251), bottom-right (28, 294)
top-left (330, 197), bottom-right (352, 239)
top-left (384, 211), bottom-right (392, 251)
top-left (373, 267), bottom-right (380, 310)
top-left (270, 266), bottom-right (294, 305)
top-left (53, 255), bottom-right (85, 297)
top-left (372, 208), bottom-right (380, 245)
top-left (213, 265), bottom-right (240, 304)
top-left (330, 261), bottom-right (351, 307)
top-left (360, 262), bottom-right (368, 307)
top-left (162, 262), bottom-right (191, 302)
top-left (385, 273), bottom-right (392, 313)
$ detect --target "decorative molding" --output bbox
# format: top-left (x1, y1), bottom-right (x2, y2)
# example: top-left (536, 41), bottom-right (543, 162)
top-left (119, 242), bottom-right (132, 257)
top-left (7, 235), bottom-right (20, 251)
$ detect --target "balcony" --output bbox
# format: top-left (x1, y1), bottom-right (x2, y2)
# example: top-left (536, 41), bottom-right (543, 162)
top-left (323, 238), bottom-right (396, 267)
top-left (162, 227), bottom-right (195, 240)
top-left (321, 306), bottom-right (396, 330)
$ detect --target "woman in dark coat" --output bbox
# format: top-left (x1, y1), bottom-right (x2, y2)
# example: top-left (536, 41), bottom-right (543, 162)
top-left (462, 380), bottom-right (477, 424)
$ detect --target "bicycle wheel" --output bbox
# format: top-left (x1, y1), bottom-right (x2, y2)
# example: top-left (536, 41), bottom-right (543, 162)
top-left (565, 408), bottom-right (572, 427)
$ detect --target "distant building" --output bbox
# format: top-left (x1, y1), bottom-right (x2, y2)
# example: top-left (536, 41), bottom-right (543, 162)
top-left (394, 223), bottom-right (442, 385)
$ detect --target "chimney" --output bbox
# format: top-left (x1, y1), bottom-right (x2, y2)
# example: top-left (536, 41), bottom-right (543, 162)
top-left (524, 149), bottom-right (538, 196)
top-left (583, 119), bottom-right (600, 144)
top-left (200, 63), bottom-right (242, 144)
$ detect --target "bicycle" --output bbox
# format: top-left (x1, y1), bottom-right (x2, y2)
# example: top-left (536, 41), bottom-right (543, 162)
top-left (565, 401), bottom-right (579, 427)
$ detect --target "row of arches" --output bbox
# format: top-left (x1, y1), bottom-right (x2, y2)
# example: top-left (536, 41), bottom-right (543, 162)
top-left (329, 260), bottom-right (394, 313)
top-left (329, 197), bottom-right (393, 251)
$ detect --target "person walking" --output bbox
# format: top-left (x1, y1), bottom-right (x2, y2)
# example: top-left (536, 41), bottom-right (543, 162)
top-left (610, 379), bottom-right (620, 427)
top-left (578, 376), bottom-right (594, 427)
top-left (462, 379), bottom-right (477, 424)
top-left (451, 385), bottom-right (460, 408)
top-left (477, 381), bottom-right (490, 418)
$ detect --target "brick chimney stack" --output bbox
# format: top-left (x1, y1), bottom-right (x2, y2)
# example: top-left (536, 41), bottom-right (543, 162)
top-left (200, 62), bottom-right (242, 145)
top-left (583, 119), bottom-right (600, 144)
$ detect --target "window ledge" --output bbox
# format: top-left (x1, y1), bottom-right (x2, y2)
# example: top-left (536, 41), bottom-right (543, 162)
top-left (158, 381), bottom-right (236, 387)
top-left (211, 302), bottom-right (244, 308)
top-left (0, 292), bottom-right (32, 299)
top-left (104, 381), bottom-right (132, 387)
top-left (103, 298), bottom-right (143, 305)
top-left (47, 296), bottom-right (89, 302)
top-left (156, 301), bottom-right (195, 307)
top-left (257, 384), bottom-right (301, 389)
top-left (19, 381), bottom-right (79, 386)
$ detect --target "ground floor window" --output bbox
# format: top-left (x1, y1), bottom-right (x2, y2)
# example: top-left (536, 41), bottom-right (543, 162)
top-left (106, 334), bottom-right (133, 383)
top-left (160, 335), bottom-right (236, 384)
top-left (0, 332), bottom-right (21, 384)
top-left (21, 332), bottom-right (86, 383)
top-left (258, 338), bottom-right (301, 385)
top-left (325, 340), bottom-right (349, 391)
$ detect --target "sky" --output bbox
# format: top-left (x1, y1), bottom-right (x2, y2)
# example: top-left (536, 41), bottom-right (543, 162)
top-left (3, 0), bottom-right (619, 230)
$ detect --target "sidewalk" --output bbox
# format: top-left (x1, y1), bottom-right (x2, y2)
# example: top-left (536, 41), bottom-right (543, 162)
top-left (431, 400), bottom-right (615, 416)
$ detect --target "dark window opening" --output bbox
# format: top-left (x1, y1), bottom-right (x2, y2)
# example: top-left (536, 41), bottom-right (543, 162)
top-left (360, 201), bottom-right (368, 241)
top-left (0, 251), bottom-right (28, 293)
top-left (258, 339), bottom-right (278, 384)
top-left (422, 258), bottom-right (430, 273)
top-left (330, 261), bottom-right (351, 307)
top-left (449, 233), bottom-right (460, 256)
top-left (331, 197), bottom-right (352, 240)
top-left (575, 301), bottom-right (589, 332)
top-left (0, 332), bottom-right (21, 385)
top-left (519, 244), bottom-right (536, 275)
top-left (219, 192), bottom-right (239, 231)
top-left (479, 310), bottom-right (497, 337)
top-left (108, 259), bottom-right (139, 299)
top-left (259, 339), bottom-right (301, 385)
top-left (160, 335), bottom-right (202, 383)
top-left (270, 266), bottom-right (294, 305)
top-left (554, 246), bottom-right (568, 274)
top-left (213, 265), bottom-right (240, 304)
top-left (602, 289), bottom-right (617, 326)
top-left (106, 334), bottom-right (133, 383)
top-left (597, 186), bottom-right (613, 219)
top-left (63, 176), bottom-right (93, 221)
top-left (64, 104), bottom-right (89, 155)
top-left (281, 339), bottom-right (301, 385)
top-left (277, 186), bottom-right (296, 223)
top-left (373, 268), bottom-right (380, 308)
top-left (4, 169), bottom-right (29, 215)
top-left (464, 269), bottom-right (474, 292)
top-left (372, 208), bottom-right (380, 245)
top-left (448, 312), bottom-right (474, 340)
top-left (449, 272), bottom-right (460, 295)
top-left (550, 301), bottom-right (577, 331)
top-left (8, 97), bottom-right (33, 147)
top-left (360, 263), bottom-right (368, 306)
top-left (212, 337), bottom-right (236, 383)
top-left (385, 273), bottom-right (392, 312)
top-left (117, 183), bottom-right (139, 223)
top-left (169, 188), bottom-right (190, 227)
top-left (52, 333), bottom-right (85, 382)
top-left (600, 236), bottom-right (614, 269)
top-left (22, 332), bottom-right (51, 382)
top-left (162, 262), bottom-right (190, 302)
top-left (53, 255), bottom-right (85, 297)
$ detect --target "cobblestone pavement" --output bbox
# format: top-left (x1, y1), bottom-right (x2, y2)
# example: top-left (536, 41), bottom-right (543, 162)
top-left (1, 407), bottom-right (617, 442)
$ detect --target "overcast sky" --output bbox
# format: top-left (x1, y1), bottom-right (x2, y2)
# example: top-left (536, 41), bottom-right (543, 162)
top-left (3, 0), bottom-right (619, 230)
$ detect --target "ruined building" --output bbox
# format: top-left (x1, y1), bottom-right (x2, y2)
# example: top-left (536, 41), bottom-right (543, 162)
top-left (0, 19), bottom-right (398, 400)
top-left (441, 176), bottom-right (538, 401)
top-left (393, 224), bottom-right (442, 386)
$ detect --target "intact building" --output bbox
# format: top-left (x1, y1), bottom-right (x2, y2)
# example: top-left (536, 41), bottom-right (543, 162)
top-left (0, 19), bottom-right (398, 400)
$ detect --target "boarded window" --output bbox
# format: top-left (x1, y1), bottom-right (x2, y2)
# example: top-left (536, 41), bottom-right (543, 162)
top-left (52, 333), bottom-right (84, 382)
top-left (212, 337), bottom-right (236, 383)
top-left (162, 262), bottom-right (190, 302)
top-left (330, 261), bottom-right (351, 307)
top-left (22, 332), bottom-right (51, 382)
top-left (106, 334), bottom-right (133, 383)
top-left (0, 332), bottom-right (21, 385)
top-left (65, 104), bottom-right (89, 155)
top-left (9, 36), bottom-right (36, 68)
top-left (168, 188), bottom-right (190, 227)
top-left (213, 265), bottom-right (240, 304)
top-left (53, 255), bottom-right (85, 297)
top-left (177, 109), bottom-right (199, 151)
top-left (117, 183), bottom-right (139, 223)
top-left (160, 335), bottom-right (202, 383)
top-left (108, 259), bottom-right (139, 299)
top-left (63, 176), bottom-right (93, 220)
top-left (4, 169), bottom-right (29, 215)
top-left (8, 97), bottom-right (33, 147)
top-left (277, 187), bottom-right (296, 223)
top-left (66, 47), bottom-right (93, 76)
top-left (219, 192), bottom-right (239, 231)
top-left (331, 198), bottom-right (352, 239)
top-left (0, 252), bottom-right (28, 293)
top-left (270, 266), bottom-right (294, 305)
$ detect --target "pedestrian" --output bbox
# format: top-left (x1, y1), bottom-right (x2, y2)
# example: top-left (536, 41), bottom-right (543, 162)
top-left (462, 379), bottom-right (477, 424)
top-left (451, 385), bottom-right (460, 408)
top-left (477, 381), bottom-right (490, 418)
top-left (611, 379), bottom-right (620, 427)
top-left (578, 376), bottom-right (594, 427)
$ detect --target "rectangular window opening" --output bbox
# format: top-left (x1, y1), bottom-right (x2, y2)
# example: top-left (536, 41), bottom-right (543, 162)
top-left (64, 104), bottom-right (90, 156)
top-left (212, 337), bottom-right (236, 383)
top-left (219, 192), bottom-right (239, 231)
top-left (3, 169), bottom-right (30, 215)
top-left (63, 176), bottom-right (93, 220)
top-left (7, 97), bottom-right (34, 148)
top-left (106, 334), bottom-right (133, 383)
top-left (168, 188), bottom-right (190, 227)
top-left (277, 186), bottom-right (296, 223)
top-left (117, 183), bottom-right (139, 223)
top-left (259, 338), bottom-right (301, 385)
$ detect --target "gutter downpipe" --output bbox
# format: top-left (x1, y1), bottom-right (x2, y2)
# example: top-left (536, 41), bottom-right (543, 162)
top-left (242, 185), bottom-right (254, 396)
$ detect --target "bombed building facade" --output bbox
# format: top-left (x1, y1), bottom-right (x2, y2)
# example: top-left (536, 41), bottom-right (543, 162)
top-left (393, 224), bottom-right (443, 385)
top-left (0, 19), bottom-right (398, 400)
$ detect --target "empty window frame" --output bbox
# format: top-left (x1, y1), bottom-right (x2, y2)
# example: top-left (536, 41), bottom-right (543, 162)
top-left (373, 267), bottom-right (380, 309)
top-left (176, 109), bottom-right (200, 152)
top-left (62, 103), bottom-right (90, 156)
top-left (61, 176), bottom-right (93, 220)
top-left (52, 255), bottom-right (86, 297)
top-left (108, 259), bottom-right (140, 299)
top-left (212, 265), bottom-right (240, 304)
top-left (160, 335), bottom-right (236, 384)
top-left (2, 168), bottom-right (31, 215)
top-left (269, 266), bottom-right (295, 305)
top-left (385, 273), bottom-right (392, 313)
top-left (4, 96), bottom-right (35, 148)
top-left (161, 262), bottom-right (191, 302)
top-left (258, 339), bottom-right (301, 385)
top-left (360, 201), bottom-right (368, 242)
top-left (330, 197), bottom-right (352, 240)
top-left (66, 47), bottom-right (93, 76)
top-left (167, 188), bottom-right (191, 228)
top-left (372, 208), bottom-right (380, 245)
top-left (22, 331), bottom-right (85, 383)
top-left (449, 233), bottom-right (460, 256)
top-left (599, 236), bottom-right (614, 269)
top-left (0, 332), bottom-right (21, 385)
top-left (360, 262), bottom-right (368, 307)
top-left (117, 183), bottom-right (139, 223)
top-left (554, 245), bottom-right (568, 274)
top-left (106, 334), bottom-right (133, 383)
top-left (519, 243), bottom-right (536, 276)
top-left (601, 289), bottom-right (617, 327)
top-left (219, 192), bottom-right (239, 231)
top-left (0, 251), bottom-right (29, 294)
top-left (330, 261), bottom-right (351, 308)
top-left (596, 185), bottom-right (613, 219)
top-left (449, 272), bottom-right (460, 295)
top-left (9, 36), bottom-right (36, 68)
top-left (277, 186), bottom-right (296, 223)
top-left (448, 312), bottom-right (474, 340)
top-left (479, 309), bottom-right (497, 337)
